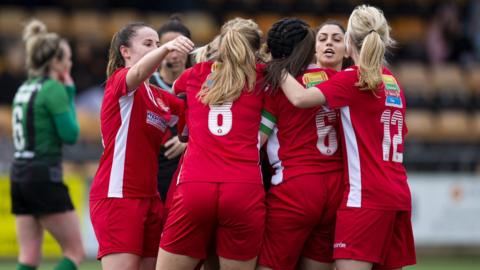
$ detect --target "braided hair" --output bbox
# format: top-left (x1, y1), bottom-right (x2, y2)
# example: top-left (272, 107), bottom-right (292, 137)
top-left (267, 18), bottom-right (309, 59)
top-left (265, 18), bottom-right (315, 93)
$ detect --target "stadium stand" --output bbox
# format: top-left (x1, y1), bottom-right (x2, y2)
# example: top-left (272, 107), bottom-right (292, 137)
top-left (0, 0), bottom-right (478, 173)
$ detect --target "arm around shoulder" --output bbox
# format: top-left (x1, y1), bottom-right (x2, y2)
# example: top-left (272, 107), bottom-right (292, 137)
top-left (280, 72), bottom-right (326, 108)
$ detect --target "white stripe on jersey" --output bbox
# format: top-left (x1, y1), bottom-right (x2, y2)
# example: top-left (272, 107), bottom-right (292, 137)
top-left (267, 127), bottom-right (284, 185)
top-left (261, 116), bottom-right (276, 130)
top-left (108, 94), bottom-right (134, 198)
top-left (341, 106), bottom-right (362, 207)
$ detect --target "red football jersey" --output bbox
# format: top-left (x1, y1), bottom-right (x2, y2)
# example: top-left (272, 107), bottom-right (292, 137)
top-left (90, 68), bottom-right (185, 200)
top-left (319, 66), bottom-right (411, 210)
top-left (261, 65), bottom-right (343, 185)
top-left (174, 62), bottom-right (265, 184)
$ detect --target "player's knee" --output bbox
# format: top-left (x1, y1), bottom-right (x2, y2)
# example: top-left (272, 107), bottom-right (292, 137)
top-left (64, 245), bottom-right (86, 264)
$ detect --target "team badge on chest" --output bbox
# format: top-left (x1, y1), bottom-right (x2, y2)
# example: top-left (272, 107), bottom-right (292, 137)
top-left (146, 110), bottom-right (167, 132)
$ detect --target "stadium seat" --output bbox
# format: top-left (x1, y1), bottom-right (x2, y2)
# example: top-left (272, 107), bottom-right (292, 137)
top-left (466, 64), bottom-right (480, 109)
top-left (77, 109), bottom-right (101, 144)
top-left (182, 12), bottom-right (218, 44)
top-left (145, 12), bottom-right (170, 30)
top-left (0, 105), bottom-right (12, 139)
top-left (255, 13), bottom-right (283, 34)
top-left (431, 64), bottom-right (470, 109)
top-left (32, 8), bottom-right (66, 34)
top-left (69, 10), bottom-right (107, 42)
top-left (106, 9), bottom-right (141, 39)
top-left (472, 111), bottom-right (480, 141)
top-left (405, 109), bottom-right (435, 141)
top-left (396, 62), bottom-right (435, 108)
top-left (435, 110), bottom-right (472, 142)
top-left (291, 13), bottom-right (322, 28)
top-left (0, 6), bottom-right (28, 37)
top-left (391, 16), bottom-right (426, 44)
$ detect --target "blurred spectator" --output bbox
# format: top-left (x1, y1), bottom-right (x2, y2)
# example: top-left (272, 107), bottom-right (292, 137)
top-left (426, 1), bottom-right (473, 65)
top-left (0, 41), bottom-right (26, 104)
top-left (71, 38), bottom-right (106, 115)
top-left (467, 0), bottom-right (480, 61)
top-left (71, 38), bottom-right (106, 94)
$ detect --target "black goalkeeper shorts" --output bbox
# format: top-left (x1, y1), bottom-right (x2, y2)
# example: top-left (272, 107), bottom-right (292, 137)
top-left (10, 160), bottom-right (74, 216)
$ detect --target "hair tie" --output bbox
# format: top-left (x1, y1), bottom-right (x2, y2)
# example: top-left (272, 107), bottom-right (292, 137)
top-left (369, 29), bottom-right (377, 34)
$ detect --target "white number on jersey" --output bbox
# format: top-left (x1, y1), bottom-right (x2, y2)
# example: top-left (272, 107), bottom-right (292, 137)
top-left (12, 105), bottom-right (25, 151)
top-left (316, 109), bottom-right (338, 155)
top-left (208, 102), bottom-right (233, 136)
top-left (381, 109), bottom-right (403, 163)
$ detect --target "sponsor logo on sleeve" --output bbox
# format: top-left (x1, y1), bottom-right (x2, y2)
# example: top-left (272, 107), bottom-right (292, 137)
top-left (302, 71), bottom-right (329, 88)
top-left (383, 74), bottom-right (403, 108)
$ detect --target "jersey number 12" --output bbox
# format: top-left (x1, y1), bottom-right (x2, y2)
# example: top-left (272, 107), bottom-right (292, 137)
top-left (381, 109), bottom-right (403, 163)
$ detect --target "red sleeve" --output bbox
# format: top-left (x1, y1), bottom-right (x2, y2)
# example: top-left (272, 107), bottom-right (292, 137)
top-left (263, 92), bottom-right (278, 118)
top-left (318, 68), bottom-right (357, 109)
top-left (161, 91), bottom-right (188, 141)
top-left (161, 91), bottom-right (185, 116)
top-left (108, 67), bottom-right (130, 97)
top-left (173, 67), bottom-right (193, 95)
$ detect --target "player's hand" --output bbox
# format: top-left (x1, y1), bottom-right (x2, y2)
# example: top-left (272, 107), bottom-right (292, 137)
top-left (60, 71), bottom-right (74, 86)
top-left (164, 136), bottom-right (187, 159)
top-left (163, 36), bottom-right (194, 55)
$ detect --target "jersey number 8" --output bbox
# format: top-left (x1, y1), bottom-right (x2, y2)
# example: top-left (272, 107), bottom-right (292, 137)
top-left (208, 102), bottom-right (233, 136)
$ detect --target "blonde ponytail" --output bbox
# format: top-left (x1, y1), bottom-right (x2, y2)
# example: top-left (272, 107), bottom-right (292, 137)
top-left (347, 5), bottom-right (395, 90)
top-left (356, 30), bottom-right (385, 90)
top-left (23, 19), bottom-right (62, 77)
top-left (198, 18), bottom-right (260, 105)
top-left (23, 19), bottom-right (47, 41)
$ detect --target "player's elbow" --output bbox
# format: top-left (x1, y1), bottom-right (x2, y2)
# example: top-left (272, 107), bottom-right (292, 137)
top-left (290, 94), bottom-right (311, 108)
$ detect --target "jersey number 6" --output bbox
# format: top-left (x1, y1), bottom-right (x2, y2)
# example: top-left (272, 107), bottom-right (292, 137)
top-left (12, 105), bottom-right (26, 151)
top-left (316, 110), bottom-right (338, 156)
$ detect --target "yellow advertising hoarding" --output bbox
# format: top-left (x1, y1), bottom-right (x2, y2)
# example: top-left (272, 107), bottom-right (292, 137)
top-left (0, 175), bottom-right (85, 258)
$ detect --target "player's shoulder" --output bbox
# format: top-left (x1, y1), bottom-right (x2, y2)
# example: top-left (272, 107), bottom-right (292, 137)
top-left (330, 65), bottom-right (358, 83)
top-left (300, 64), bottom-right (333, 86)
top-left (40, 78), bottom-right (67, 98)
top-left (193, 61), bottom-right (215, 74)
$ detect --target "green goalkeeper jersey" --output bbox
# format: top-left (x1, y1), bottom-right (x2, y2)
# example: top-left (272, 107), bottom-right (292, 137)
top-left (11, 77), bottom-right (79, 163)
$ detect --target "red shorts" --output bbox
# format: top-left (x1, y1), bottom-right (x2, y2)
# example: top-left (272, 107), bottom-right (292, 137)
top-left (258, 172), bottom-right (344, 270)
top-left (90, 196), bottom-right (163, 259)
top-left (333, 208), bottom-right (416, 269)
top-left (160, 182), bottom-right (265, 260)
